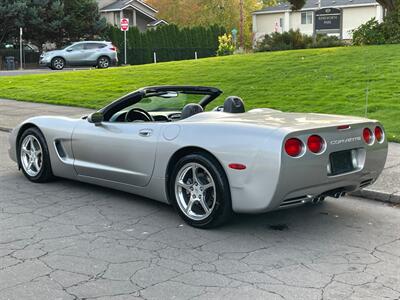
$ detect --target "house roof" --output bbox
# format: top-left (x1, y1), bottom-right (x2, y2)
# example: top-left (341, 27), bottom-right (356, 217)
top-left (253, 0), bottom-right (378, 14)
top-left (147, 19), bottom-right (169, 27)
top-left (100, 0), bottom-right (158, 13)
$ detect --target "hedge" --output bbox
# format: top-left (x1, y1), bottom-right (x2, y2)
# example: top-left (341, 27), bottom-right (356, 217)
top-left (105, 24), bottom-right (226, 65)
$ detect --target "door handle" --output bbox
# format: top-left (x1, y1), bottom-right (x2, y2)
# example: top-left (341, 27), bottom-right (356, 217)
top-left (139, 129), bottom-right (153, 137)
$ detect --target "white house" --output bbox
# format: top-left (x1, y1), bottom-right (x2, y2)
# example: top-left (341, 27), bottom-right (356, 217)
top-left (252, 0), bottom-right (384, 40)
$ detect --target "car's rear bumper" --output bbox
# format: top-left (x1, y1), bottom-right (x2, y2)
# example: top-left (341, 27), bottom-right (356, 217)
top-left (231, 122), bottom-right (388, 213)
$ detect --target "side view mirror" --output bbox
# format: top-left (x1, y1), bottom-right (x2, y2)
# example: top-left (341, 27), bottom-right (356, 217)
top-left (66, 49), bottom-right (73, 52)
top-left (87, 112), bottom-right (104, 125)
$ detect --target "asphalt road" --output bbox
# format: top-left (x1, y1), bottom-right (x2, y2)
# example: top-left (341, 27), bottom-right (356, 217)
top-left (0, 68), bottom-right (93, 76)
top-left (0, 131), bottom-right (399, 300)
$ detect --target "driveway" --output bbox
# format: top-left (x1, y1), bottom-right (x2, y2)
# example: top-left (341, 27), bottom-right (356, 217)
top-left (1, 130), bottom-right (399, 300)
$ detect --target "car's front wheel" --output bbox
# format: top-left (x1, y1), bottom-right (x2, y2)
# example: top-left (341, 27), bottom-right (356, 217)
top-left (18, 127), bottom-right (54, 183)
top-left (51, 57), bottom-right (65, 70)
top-left (97, 56), bottom-right (111, 69)
top-left (169, 153), bottom-right (232, 228)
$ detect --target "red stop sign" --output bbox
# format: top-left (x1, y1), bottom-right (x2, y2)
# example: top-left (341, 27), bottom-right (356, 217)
top-left (120, 18), bottom-right (129, 31)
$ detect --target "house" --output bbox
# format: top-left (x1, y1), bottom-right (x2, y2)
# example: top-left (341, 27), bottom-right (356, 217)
top-left (252, 0), bottom-right (383, 40)
top-left (97, 0), bottom-right (168, 31)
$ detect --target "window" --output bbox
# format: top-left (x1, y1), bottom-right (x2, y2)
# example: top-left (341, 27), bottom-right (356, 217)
top-left (279, 18), bottom-right (284, 29)
top-left (84, 43), bottom-right (107, 50)
top-left (301, 11), bottom-right (313, 25)
top-left (68, 44), bottom-right (84, 51)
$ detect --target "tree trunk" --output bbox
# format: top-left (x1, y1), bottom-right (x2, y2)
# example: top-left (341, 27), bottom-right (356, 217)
top-left (376, 0), bottom-right (396, 13)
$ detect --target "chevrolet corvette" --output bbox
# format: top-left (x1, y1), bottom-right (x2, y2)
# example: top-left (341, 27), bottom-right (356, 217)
top-left (8, 86), bottom-right (388, 228)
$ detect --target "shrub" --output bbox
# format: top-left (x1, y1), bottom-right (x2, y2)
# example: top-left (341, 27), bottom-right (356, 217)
top-left (313, 34), bottom-right (343, 48)
top-left (216, 33), bottom-right (235, 56)
top-left (381, 10), bottom-right (400, 43)
top-left (352, 10), bottom-right (400, 45)
top-left (352, 18), bottom-right (385, 45)
top-left (256, 29), bottom-right (343, 52)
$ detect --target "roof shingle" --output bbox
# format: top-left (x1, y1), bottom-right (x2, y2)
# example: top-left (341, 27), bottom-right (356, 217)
top-left (254, 0), bottom-right (377, 13)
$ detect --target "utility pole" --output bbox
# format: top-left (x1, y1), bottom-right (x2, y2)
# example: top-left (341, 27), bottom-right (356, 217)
top-left (239, 0), bottom-right (244, 50)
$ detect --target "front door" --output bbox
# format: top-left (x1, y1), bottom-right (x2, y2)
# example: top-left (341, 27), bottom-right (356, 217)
top-left (71, 120), bottom-right (160, 187)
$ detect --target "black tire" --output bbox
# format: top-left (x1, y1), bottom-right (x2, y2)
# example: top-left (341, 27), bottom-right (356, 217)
top-left (169, 152), bottom-right (232, 229)
top-left (97, 56), bottom-right (111, 69)
top-left (17, 127), bottom-right (54, 183)
top-left (51, 57), bottom-right (65, 70)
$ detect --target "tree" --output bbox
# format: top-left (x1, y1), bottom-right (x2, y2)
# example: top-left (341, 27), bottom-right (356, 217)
top-left (0, 0), bottom-right (28, 44)
top-left (24, 0), bottom-right (65, 47)
top-left (0, 0), bottom-right (106, 48)
top-left (62, 0), bottom-right (107, 43)
top-left (145, 0), bottom-right (261, 48)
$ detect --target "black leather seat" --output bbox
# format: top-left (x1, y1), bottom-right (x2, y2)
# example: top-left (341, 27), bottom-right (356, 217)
top-left (223, 96), bottom-right (245, 113)
top-left (180, 103), bottom-right (204, 120)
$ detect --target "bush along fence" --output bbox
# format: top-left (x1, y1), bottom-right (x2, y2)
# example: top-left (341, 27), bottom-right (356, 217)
top-left (105, 24), bottom-right (226, 65)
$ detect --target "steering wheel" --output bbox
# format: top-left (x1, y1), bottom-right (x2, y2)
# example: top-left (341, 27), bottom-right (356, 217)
top-left (125, 108), bottom-right (154, 122)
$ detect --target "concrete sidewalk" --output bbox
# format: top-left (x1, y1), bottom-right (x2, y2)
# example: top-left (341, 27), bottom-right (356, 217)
top-left (0, 98), bottom-right (399, 204)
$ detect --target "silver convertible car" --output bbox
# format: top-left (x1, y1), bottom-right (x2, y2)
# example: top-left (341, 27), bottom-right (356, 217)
top-left (8, 86), bottom-right (388, 228)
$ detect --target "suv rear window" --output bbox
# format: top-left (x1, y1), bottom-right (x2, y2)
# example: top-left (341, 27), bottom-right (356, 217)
top-left (84, 43), bottom-right (107, 50)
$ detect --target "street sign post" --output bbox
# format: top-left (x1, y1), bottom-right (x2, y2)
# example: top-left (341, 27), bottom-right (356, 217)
top-left (19, 27), bottom-right (23, 70)
top-left (120, 18), bottom-right (129, 65)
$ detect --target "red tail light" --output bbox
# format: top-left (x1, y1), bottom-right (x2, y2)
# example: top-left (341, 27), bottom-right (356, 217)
top-left (363, 128), bottom-right (374, 145)
top-left (110, 46), bottom-right (117, 51)
top-left (374, 126), bottom-right (384, 143)
top-left (307, 135), bottom-right (325, 154)
top-left (285, 138), bottom-right (304, 157)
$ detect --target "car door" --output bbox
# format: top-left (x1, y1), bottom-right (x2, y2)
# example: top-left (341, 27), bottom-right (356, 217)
top-left (64, 43), bottom-right (86, 65)
top-left (71, 119), bottom-right (161, 187)
top-left (83, 43), bottom-right (105, 64)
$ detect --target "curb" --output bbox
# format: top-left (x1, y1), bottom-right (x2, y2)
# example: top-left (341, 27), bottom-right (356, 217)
top-left (351, 190), bottom-right (400, 204)
top-left (0, 125), bottom-right (398, 205)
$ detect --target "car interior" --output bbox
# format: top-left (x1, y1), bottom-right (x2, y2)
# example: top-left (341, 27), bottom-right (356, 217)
top-left (109, 93), bottom-right (246, 123)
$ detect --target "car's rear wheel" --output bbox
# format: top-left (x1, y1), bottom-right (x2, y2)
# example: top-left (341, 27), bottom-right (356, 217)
top-left (97, 56), bottom-right (110, 69)
top-left (51, 57), bottom-right (65, 70)
top-left (169, 153), bottom-right (232, 228)
top-left (18, 127), bottom-right (54, 183)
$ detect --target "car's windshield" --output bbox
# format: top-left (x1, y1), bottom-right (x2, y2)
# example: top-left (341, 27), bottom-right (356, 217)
top-left (131, 92), bottom-right (206, 112)
top-left (59, 43), bottom-right (74, 50)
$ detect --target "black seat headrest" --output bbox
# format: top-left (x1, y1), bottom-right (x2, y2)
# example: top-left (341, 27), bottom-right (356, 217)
top-left (223, 96), bottom-right (245, 113)
top-left (180, 103), bottom-right (204, 120)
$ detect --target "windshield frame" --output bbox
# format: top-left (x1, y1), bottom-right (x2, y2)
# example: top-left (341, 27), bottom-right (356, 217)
top-left (101, 86), bottom-right (223, 121)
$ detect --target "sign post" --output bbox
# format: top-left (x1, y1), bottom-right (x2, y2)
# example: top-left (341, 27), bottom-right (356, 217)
top-left (19, 27), bottom-right (23, 70)
top-left (120, 18), bottom-right (129, 65)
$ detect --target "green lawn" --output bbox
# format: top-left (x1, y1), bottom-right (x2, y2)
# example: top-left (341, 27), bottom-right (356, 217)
top-left (0, 44), bottom-right (399, 142)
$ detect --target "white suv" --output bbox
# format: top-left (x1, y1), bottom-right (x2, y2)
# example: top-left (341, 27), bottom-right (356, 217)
top-left (40, 41), bottom-right (118, 70)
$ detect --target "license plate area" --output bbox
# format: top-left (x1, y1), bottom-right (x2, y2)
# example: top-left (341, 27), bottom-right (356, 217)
top-left (329, 150), bottom-right (355, 176)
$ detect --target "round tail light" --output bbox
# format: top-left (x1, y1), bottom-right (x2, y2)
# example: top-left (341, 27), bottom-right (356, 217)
top-left (307, 135), bottom-right (325, 154)
top-left (285, 138), bottom-right (304, 157)
top-left (374, 126), bottom-right (384, 143)
top-left (363, 128), bottom-right (374, 145)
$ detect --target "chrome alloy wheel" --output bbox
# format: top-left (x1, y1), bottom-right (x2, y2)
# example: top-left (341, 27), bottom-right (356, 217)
top-left (53, 58), bottom-right (64, 70)
top-left (20, 135), bottom-right (43, 177)
top-left (98, 57), bottom-right (110, 68)
top-left (175, 163), bottom-right (216, 221)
